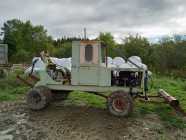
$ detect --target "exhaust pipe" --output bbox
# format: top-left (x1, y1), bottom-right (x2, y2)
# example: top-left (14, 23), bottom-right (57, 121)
top-left (158, 89), bottom-right (179, 107)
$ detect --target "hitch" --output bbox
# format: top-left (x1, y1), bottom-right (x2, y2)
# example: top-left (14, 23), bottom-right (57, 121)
top-left (137, 89), bottom-right (186, 116)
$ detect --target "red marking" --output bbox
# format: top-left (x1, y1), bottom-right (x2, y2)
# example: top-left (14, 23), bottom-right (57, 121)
top-left (113, 98), bottom-right (126, 111)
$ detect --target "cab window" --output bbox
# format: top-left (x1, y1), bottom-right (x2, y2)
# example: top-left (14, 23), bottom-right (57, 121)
top-left (85, 44), bottom-right (93, 62)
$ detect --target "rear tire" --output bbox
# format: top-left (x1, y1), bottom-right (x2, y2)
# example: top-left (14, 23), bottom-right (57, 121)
top-left (107, 90), bottom-right (133, 117)
top-left (0, 69), bottom-right (7, 78)
top-left (26, 86), bottom-right (52, 110)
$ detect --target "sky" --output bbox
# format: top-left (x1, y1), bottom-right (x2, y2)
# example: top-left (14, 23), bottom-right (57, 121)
top-left (0, 0), bottom-right (186, 42)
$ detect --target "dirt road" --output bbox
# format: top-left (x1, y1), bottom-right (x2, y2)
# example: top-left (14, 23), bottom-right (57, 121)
top-left (0, 101), bottom-right (186, 140)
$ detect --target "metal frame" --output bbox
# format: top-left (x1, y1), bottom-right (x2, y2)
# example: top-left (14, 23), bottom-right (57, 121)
top-left (34, 69), bottom-right (143, 95)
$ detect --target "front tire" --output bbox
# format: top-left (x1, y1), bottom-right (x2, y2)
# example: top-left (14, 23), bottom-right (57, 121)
top-left (107, 90), bottom-right (133, 117)
top-left (26, 86), bottom-right (52, 110)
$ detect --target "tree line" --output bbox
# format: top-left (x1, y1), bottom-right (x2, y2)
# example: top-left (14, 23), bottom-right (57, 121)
top-left (1, 19), bottom-right (186, 77)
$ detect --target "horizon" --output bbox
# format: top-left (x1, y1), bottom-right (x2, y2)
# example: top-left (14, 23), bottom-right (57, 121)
top-left (1, 20), bottom-right (185, 43)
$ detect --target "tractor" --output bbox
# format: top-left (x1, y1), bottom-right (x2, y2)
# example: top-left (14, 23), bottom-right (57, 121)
top-left (17, 40), bottom-right (184, 117)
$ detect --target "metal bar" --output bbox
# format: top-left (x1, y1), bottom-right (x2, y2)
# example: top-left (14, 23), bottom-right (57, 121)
top-left (137, 98), bottom-right (165, 104)
top-left (29, 74), bottom-right (40, 81)
top-left (138, 91), bottom-right (186, 116)
top-left (47, 84), bottom-right (142, 93)
top-left (137, 95), bottom-right (160, 98)
top-left (16, 75), bottom-right (33, 87)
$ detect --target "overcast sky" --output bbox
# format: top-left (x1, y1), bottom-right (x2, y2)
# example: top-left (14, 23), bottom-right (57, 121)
top-left (0, 0), bottom-right (186, 41)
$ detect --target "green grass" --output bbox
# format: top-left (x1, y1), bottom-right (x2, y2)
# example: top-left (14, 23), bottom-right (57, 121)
top-left (0, 72), bottom-right (186, 128)
top-left (152, 75), bottom-right (186, 110)
top-left (0, 87), bottom-right (29, 101)
top-left (0, 71), bottom-right (29, 101)
top-left (67, 91), bottom-right (106, 109)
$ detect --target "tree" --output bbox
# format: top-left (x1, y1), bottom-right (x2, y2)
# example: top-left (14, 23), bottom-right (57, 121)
top-left (1, 19), bottom-right (54, 63)
top-left (99, 32), bottom-right (117, 57)
top-left (122, 35), bottom-right (150, 63)
top-left (52, 41), bottom-right (72, 58)
top-left (1, 19), bottom-right (19, 59)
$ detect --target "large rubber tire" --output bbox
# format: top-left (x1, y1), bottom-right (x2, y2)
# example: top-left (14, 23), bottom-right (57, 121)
top-left (52, 90), bottom-right (70, 101)
top-left (26, 86), bottom-right (52, 110)
top-left (107, 90), bottom-right (133, 117)
top-left (0, 69), bottom-right (7, 78)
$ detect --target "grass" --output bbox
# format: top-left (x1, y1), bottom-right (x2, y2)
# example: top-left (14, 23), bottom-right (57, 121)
top-left (67, 91), bottom-right (106, 109)
top-left (152, 75), bottom-right (186, 110)
top-left (0, 72), bottom-right (186, 128)
top-left (0, 71), bottom-right (29, 101)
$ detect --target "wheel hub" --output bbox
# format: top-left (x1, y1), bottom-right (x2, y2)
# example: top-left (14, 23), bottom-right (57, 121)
top-left (31, 91), bottom-right (41, 103)
top-left (112, 97), bottom-right (127, 113)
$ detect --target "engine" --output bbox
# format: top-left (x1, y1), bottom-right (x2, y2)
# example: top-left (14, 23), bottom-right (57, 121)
top-left (111, 70), bottom-right (142, 87)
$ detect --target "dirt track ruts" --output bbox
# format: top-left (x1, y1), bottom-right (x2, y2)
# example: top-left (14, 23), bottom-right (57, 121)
top-left (0, 101), bottom-right (186, 140)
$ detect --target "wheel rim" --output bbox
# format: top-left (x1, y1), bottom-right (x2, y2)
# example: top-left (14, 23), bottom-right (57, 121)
top-left (112, 97), bottom-right (128, 113)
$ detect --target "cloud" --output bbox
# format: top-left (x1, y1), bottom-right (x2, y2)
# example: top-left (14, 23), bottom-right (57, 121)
top-left (0, 0), bottom-right (186, 40)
